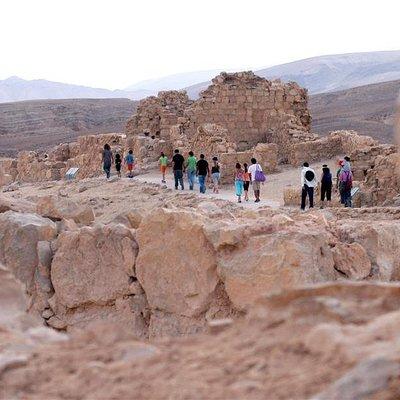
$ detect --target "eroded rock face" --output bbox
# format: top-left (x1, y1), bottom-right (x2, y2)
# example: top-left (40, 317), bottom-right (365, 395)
top-left (51, 224), bottom-right (138, 308)
top-left (336, 220), bottom-right (400, 280)
top-left (36, 195), bottom-right (95, 225)
top-left (136, 208), bottom-right (218, 317)
top-left (0, 211), bottom-right (57, 290)
top-left (214, 224), bottom-right (336, 309)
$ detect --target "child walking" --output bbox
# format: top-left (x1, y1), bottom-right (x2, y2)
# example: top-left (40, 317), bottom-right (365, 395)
top-left (115, 153), bottom-right (122, 178)
top-left (243, 163), bottom-right (250, 201)
top-left (125, 149), bottom-right (135, 178)
top-left (211, 157), bottom-right (220, 193)
top-left (234, 163), bottom-right (244, 203)
top-left (159, 152), bottom-right (168, 183)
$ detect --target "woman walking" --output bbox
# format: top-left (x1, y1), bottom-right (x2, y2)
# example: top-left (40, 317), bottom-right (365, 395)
top-left (102, 143), bottom-right (113, 179)
top-left (211, 157), bottom-right (220, 193)
top-left (234, 162), bottom-right (244, 203)
top-left (243, 163), bottom-right (250, 201)
top-left (320, 164), bottom-right (332, 208)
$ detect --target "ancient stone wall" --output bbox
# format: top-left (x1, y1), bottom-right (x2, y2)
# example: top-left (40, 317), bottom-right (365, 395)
top-left (219, 143), bottom-right (278, 184)
top-left (1, 133), bottom-right (126, 185)
top-left (125, 72), bottom-right (313, 163)
top-left (125, 91), bottom-right (192, 139)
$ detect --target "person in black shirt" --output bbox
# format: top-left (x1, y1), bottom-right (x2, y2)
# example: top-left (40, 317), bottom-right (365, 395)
top-left (196, 154), bottom-right (210, 194)
top-left (172, 149), bottom-right (185, 190)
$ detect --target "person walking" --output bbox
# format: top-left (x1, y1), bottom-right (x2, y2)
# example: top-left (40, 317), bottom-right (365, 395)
top-left (186, 151), bottom-right (197, 190)
top-left (320, 164), bottom-right (332, 208)
top-left (159, 152), bottom-right (168, 183)
top-left (196, 154), bottom-right (210, 194)
top-left (115, 153), bottom-right (122, 178)
top-left (301, 162), bottom-right (317, 210)
top-left (248, 158), bottom-right (263, 203)
top-left (125, 149), bottom-right (135, 178)
top-left (234, 163), bottom-right (244, 203)
top-left (211, 157), bottom-right (220, 193)
top-left (172, 149), bottom-right (185, 190)
top-left (243, 163), bottom-right (250, 201)
top-left (102, 143), bottom-right (113, 179)
top-left (339, 162), bottom-right (353, 208)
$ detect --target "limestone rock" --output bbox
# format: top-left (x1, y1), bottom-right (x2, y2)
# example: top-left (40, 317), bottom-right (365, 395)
top-left (36, 195), bottom-right (95, 225)
top-left (136, 208), bottom-right (218, 317)
top-left (0, 211), bottom-right (57, 290)
top-left (51, 224), bottom-right (138, 308)
top-left (217, 227), bottom-right (336, 310)
top-left (0, 195), bottom-right (36, 213)
top-left (332, 242), bottom-right (371, 280)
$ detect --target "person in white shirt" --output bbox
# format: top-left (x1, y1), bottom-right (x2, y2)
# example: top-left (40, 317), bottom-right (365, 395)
top-left (248, 157), bottom-right (262, 203)
top-left (301, 162), bottom-right (317, 210)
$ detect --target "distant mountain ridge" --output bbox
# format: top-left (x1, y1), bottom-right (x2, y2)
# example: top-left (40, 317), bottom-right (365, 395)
top-left (184, 50), bottom-right (400, 98)
top-left (0, 76), bottom-right (150, 103)
top-left (2, 50), bottom-right (400, 103)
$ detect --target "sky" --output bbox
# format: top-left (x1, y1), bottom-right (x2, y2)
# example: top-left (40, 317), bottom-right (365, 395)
top-left (1, 0), bottom-right (400, 90)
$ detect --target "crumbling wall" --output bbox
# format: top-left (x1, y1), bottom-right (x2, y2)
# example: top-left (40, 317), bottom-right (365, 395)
top-left (184, 72), bottom-right (311, 151)
top-left (1, 133), bottom-right (126, 185)
top-left (219, 143), bottom-right (278, 184)
top-left (125, 72), bottom-right (313, 163)
top-left (125, 91), bottom-right (192, 139)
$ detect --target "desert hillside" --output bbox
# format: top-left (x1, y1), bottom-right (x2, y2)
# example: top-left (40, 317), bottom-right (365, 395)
top-left (310, 79), bottom-right (400, 143)
top-left (0, 98), bottom-right (136, 156)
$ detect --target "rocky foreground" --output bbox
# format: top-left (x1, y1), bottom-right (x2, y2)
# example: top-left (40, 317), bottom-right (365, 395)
top-left (2, 177), bottom-right (400, 399)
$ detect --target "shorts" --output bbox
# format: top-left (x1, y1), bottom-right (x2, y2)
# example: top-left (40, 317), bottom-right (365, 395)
top-left (115, 164), bottom-right (121, 172)
top-left (212, 172), bottom-right (220, 184)
top-left (127, 163), bottom-right (133, 171)
top-left (160, 165), bottom-right (167, 173)
top-left (252, 181), bottom-right (260, 191)
top-left (243, 181), bottom-right (250, 191)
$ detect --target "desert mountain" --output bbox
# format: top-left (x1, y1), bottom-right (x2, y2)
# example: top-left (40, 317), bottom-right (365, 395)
top-left (0, 98), bottom-right (136, 156)
top-left (310, 79), bottom-right (400, 143)
top-left (3, 50), bottom-right (400, 103)
top-left (0, 76), bottom-right (149, 103)
top-left (185, 50), bottom-right (400, 98)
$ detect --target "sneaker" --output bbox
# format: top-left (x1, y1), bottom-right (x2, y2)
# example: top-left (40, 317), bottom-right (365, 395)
top-left (175, 186), bottom-right (178, 190)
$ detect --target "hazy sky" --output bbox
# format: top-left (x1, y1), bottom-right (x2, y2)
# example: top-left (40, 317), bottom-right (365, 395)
top-left (1, 0), bottom-right (399, 89)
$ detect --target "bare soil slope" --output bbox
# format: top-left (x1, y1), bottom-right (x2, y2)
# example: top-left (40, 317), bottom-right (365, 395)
top-left (310, 79), bottom-right (400, 143)
top-left (0, 98), bottom-right (136, 156)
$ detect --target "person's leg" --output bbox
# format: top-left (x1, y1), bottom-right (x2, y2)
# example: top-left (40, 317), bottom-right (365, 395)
top-left (301, 186), bottom-right (307, 210)
top-left (327, 186), bottom-right (332, 207)
top-left (187, 170), bottom-right (193, 190)
top-left (198, 175), bottom-right (204, 193)
top-left (309, 187), bottom-right (314, 208)
top-left (174, 171), bottom-right (179, 189)
top-left (178, 171), bottom-right (184, 190)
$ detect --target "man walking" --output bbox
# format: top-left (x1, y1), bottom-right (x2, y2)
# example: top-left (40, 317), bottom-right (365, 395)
top-left (248, 158), bottom-right (263, 202)
top-left (172, 149), bottom-right (185, 190)
top-left (186, 151), bottom-right (197, 190)
top-left (301, 162), bottom-right (317, 210)
top-left (196, 154), bottom-right (210, 194)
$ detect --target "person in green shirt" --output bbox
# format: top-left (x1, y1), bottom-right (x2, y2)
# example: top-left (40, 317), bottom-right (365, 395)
top-left (159, 152), bottom-right (168, 183)
top-left (186, 151), bottom-right (197, 190)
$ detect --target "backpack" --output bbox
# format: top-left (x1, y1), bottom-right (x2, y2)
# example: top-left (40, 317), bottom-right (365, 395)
top-left (339, 171), bottom-right (353, 191)
top-left (305, 170), bottom-right (315, 182)
top-left (254, 164), bottom-right (266, 182)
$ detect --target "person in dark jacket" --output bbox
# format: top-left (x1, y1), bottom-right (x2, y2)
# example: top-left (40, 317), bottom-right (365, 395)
top-left (320, 164), bottom-right (332, 208)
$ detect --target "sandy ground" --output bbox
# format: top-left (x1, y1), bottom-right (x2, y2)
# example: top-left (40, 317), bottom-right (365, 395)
top-left (134, 159), bottom-right (337, 208)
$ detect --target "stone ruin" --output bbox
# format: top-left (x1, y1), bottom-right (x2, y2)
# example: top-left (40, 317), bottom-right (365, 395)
top-left (0, 133), bottom-right (125, 185)
top-left (125, 71), bottom-right (314, 170)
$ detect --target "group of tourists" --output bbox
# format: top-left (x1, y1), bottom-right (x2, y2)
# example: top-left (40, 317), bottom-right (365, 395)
top-left (300, 156), bottom-right (353, 210)
top-left (164, 149), bottom-right (265, 202)
top-left (103, 143), bottom-right (353, 208)
top-left (102, 144), bottom-right (136, 179)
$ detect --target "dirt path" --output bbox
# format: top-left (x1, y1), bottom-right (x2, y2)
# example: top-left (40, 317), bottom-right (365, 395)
top-left (135, 159), bottom-right (337, 208)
